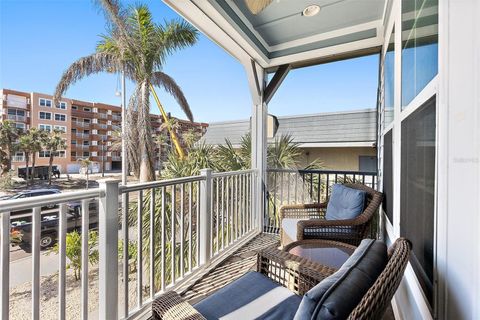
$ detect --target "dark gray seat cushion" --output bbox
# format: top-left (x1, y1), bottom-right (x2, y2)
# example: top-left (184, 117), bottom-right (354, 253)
top-left (294, 239), bottom-right (388, 320)
top-left (194, 271), bottom-right (302, 320)
top-left (326, 184), bottom-right (367, 220)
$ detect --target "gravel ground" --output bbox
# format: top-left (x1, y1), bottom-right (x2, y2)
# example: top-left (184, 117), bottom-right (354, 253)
top-left (9, 265), bottom-right (143, 320)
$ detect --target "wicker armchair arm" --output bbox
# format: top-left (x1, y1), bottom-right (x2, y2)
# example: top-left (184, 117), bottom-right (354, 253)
top-left (280, 202), bottom-right (328, 220)
top-left (151, 291), bottom-right (206, 320)
top-left (257, 247), bottom-right (336, 295)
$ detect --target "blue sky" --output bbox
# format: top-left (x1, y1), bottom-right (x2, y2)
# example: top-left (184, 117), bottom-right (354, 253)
top-left (0, 0), bottom-right (379, 123)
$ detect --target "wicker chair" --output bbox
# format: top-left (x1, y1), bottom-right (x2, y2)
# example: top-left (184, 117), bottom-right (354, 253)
top-left (280, 183), bottom-right (383, 247)
top-left (150, 248), bottom-right (336, 320)
top-left (151, 238), bottom-right (411, 320)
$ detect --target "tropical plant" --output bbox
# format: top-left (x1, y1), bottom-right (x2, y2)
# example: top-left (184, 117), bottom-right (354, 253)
top-left (28, 128), bottom-right (48, 183)
top-left (54, 0), bottom-right (198, 182)
top-left (78, 158), bottom-right (92, 189)
top-left (182, 128), bottom-right (200, 149)
top-left (18, 134), bottom-right (33, 182)
top-left (267, 134), bottom-right (302, 169)
top-left (43, 129), bottom-right (68, 185)
top-left (0, 121), bottom-right (19, 173)
top-left (50, 230), bottom-right (99, 281)
top-left (118, 239), bottom-right (138, 274)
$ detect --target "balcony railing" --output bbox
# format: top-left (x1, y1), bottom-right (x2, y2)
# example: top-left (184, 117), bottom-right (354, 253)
top-left (98, 113), bottom-right (108, 119)
top-left (97, 123), bottom-right (108, 129)
top-left (265, 169), bottom-right (378, 234)
top-left (6, 115), bottom-right (25, 122)
top-left (112, 156), bottom-right (121, 161)
top-left (75, 121), bottom-right (90, 128)
top-left (12, 156), bottom-right (25, 162)
top-left (0, 169), bottom-right (257, 319)
top-left (112, 115), bottom-right (122, 121)
top-left (76, 133), bottom-right (90, 138)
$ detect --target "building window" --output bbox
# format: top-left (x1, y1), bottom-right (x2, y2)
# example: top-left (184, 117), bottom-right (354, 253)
top-left (72, 105), bottom-right (78, 110)
top-left (39, 111), bottom-right (52, 120)
top-left (39, 124), bottom-right (52, 132)
top-left (83, 152), bottom-right (89, 157)
top-left (71, 151), bottom-right (77, 157)
top-left (83, 130), bottom-right (89, 134)
top-left (384, 26), bottom-right (395, 127)
top-left (383, 130), bottom-right (394, 224)
top-left (400, 96), bottom-right (436, 307)
top-left (401, 0), bottom-right (438, 108)
top-left (56, 151), bottom-right (66, 158)
top-left (39, 98), bottom-right (52, 107)
top-left (84, 107), bottom-right (91, 112)
top-left (92, 141), bottom-right (98, 146)
top-left (56, 102), bottom-right (67, 110)
top-left (8, 109), bottom-right (25, 116)
top-left (54, 113), bottom-right (67, 121)
top-left (91, 151), bottom-right (97, 156)
top-left (83, 141), bottom-right (89, 146)
top-left (39, 151), bottom-right (50, 158)
top-left (71, 140), bottom-right (77, 145)
top-left (84, 119), bottom-right (91, 123)
top-left (15, 123), bottom-right (26, 130)
top-left (54, 125), bottom-right (67, 133)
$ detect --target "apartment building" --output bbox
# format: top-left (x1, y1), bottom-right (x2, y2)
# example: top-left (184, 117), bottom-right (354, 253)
top-left (0, 88), bottom-right (208, 174)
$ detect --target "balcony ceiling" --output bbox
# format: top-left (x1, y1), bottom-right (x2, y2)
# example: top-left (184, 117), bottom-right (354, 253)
top-left (164, 0), bottom-right (387, 69)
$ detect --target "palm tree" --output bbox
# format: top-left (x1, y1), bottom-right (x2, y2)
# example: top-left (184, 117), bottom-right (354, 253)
top-left (0, 121), bottom-right (19, 173)
top-left (28, 128), bottom-right (47, 183)
top-left (78, 158), bottom-right (93, 189)
top-left (18, 134), bottom-right (33, 182)
top-left (54, 1), bottom-right (198, 182)
top-left (43, 129), bottom-right (68, 185)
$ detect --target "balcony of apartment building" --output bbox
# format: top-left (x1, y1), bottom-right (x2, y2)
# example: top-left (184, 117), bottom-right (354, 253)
top-left (73, 120), bottom-right (91, 128)
top-left (1, 1), bottom-right (479, 320)
top-left (111, 113), bottom-right (122, 121)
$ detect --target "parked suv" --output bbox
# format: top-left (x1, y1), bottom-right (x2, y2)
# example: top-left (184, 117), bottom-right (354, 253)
top-left (11, 199), bottom-right (99, 251)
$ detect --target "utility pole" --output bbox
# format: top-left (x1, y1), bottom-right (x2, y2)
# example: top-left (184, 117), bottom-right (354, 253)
top-left (121, 71), bottom-right (127, 186)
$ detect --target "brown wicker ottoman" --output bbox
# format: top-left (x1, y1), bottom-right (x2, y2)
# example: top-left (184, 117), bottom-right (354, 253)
top-left (283, 239), bottom-right (357, 269)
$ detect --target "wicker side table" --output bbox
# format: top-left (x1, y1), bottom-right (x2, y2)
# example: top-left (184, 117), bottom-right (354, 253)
top-left (283, 239), bottom-right (357, 269)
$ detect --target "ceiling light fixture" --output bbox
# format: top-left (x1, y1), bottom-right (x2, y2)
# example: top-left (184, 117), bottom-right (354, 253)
top-left (302, 4), bottom-right (321, 17)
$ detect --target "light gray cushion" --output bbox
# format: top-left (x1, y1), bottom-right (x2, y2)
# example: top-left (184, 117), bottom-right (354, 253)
top-left (294, 239), bottom-right (388, 320)
top-left (282, 218), bottom-right (302, 242)
top-left (326, 184), bottom-right (366, 220)
top-left (194, 271), bottom-right (302, 320)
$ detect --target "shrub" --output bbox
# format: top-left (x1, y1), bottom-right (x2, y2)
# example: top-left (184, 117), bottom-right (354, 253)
top-left (50, 230), bottom-right (99, 281)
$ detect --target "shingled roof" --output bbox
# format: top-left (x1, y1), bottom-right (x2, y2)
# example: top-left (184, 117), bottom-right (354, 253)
top-left (201, 109), bottom-right (377, 148)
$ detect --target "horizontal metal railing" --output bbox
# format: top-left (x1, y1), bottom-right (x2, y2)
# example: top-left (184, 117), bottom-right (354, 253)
top-left (265, 169), bottom-right (378, 234)
top-left (0, 169), bottom-right (258, 320)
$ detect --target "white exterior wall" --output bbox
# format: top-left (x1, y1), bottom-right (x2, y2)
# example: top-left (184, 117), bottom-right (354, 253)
top-left (436, 0), bottom-right (480, 318)
top-left (380, 0), bottom-right (480, 319)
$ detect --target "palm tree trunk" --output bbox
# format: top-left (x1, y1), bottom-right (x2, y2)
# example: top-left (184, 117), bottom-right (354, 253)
top-left (139, 81), bottom-right (155, 182)
top-left (24, 154), bottom-right (29, 182)
top-left (31, 154), bottom-right (36, 183)
top-left (48, 154), bottom-right (54, 185)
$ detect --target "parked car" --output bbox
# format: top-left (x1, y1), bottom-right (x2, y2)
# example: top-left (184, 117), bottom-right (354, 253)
top-left (17, 166), bottom-right (60, 180)
top-left (11, 199), bottom-right (99, 250)
top-left (0, 189), bottom-right (61, 215)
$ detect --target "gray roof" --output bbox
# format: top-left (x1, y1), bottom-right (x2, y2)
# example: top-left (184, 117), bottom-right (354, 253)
top-left (201, 109), bottom-right (377, 147)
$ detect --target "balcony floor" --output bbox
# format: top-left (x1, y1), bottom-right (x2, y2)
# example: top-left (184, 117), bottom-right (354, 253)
top-left (179, 233), bottom-right (394, 320)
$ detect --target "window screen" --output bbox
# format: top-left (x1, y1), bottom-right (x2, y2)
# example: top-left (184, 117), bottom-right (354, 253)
top-left (382, 130), bottom-right (393, 223)
top-left (400, 96), bottom-right (436, 307)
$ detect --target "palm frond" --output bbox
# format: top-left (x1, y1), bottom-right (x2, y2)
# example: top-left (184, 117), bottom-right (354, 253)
top-left (157, 20), bottom-right (198, 57)
top-left (151, 71), bottom-right (193, 121)
top-left (54, 52), bottom-right (118, 102)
